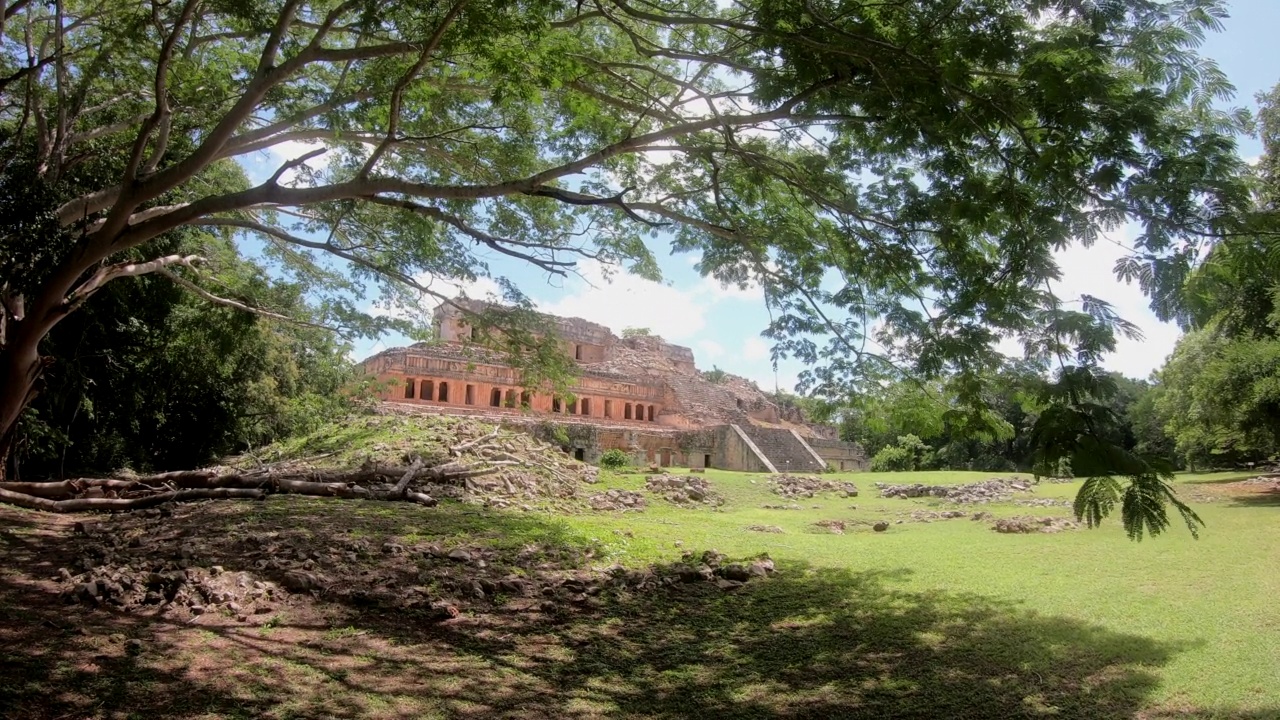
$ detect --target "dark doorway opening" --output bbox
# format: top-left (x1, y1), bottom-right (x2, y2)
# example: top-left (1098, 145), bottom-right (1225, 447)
top-left (404, 378), bottom-right (416, 399)
top-left (704, 454), bottom-right (712, 468)
top-left (574, 448), bottom-right (585, 461)
top-left (438, 382), bottom-right (449, 402)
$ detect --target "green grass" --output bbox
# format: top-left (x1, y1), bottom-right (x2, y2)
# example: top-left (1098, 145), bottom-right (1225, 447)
top-left (546, 468), bottom-right (1280, 716)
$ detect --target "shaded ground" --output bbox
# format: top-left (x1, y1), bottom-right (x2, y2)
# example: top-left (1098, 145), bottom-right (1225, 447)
top-left (0, 496), bottom-right (1217, 720)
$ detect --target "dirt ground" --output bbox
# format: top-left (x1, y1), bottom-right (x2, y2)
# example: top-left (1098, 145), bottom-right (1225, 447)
top-left (0, 497), bottom-right (769, 720)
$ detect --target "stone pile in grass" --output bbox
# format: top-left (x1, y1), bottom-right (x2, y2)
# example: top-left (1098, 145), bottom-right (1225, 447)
top-left (991, 516), bottom-right (1080, 534)
top-left (768, 474), bottom-right (859, 499)
top-left (587, 489), bottom-right (647, 511)
top-left (875, 477), bottom-right (1033, 503)
top-left (645, 474), bottom-right (723, 506)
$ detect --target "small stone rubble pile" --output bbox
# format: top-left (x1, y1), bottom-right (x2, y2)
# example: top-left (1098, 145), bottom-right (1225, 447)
top-left (906, 509), bottom-right (969, 522)
top-left (1242, 474), bottom-right (1280, 488)
top-left (54, 505), bottom-right (776, 623)
top-left (814, 519), bottom-right (847, 534)
top-left (645, 474), bottom-right (723, 506)
top-left (587, 490), bottom-right (647, 511)
top-left (991, 516), bottom-right (1080, 534)
top-left (746, 524), bottom-right (785, 533)
top-left (1015, 497), bottom-right (1071, 508)
top-left (668, 549), bottom-right (776, 591)
top-left (875, 477), bottom-right (1033, 503)
top-left (761, 503), bottom-right (803, 510)
top-left (769, 474), bottom-right (859, 499)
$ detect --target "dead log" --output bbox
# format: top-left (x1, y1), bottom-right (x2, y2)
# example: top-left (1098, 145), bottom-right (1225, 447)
top-left (0, 458), bottom-right (493, 513)
top-left (391, 458), bottom-right (425, 496)
top-left (0, 487), bottom-right (266, 513)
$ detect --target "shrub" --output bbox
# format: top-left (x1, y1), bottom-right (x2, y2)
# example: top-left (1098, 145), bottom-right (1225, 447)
top-left (870, 445), bottom-right (913, 472)
top-left (599, 449), bottom-right (630, 469)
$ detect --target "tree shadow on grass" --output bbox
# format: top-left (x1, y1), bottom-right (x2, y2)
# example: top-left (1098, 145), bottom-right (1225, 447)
top-left (0, 498), bottom-right (1257, 719)
top-left (1224, 488), bottom-right (1280, 508)
top-left (1180, 472), bottom-right (1261, 485)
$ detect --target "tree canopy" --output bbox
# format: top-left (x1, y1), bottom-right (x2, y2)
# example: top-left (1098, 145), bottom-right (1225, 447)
top-left (0, 0), bottom-right (1261, 536)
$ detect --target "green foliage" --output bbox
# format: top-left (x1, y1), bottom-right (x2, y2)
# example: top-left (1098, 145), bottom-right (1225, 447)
top-left (1155, 330), bottom-right (1280, 468)
top-left (869, 434), bottom-right (931, 472)
top-left (14, 235), bottom-right (355, 476)
top-left (599, 449), bottom-right (630, 470)
top-left (703, 366), bottom-right (728, 384)
top-left (869, 445), bottom-right (912, 473)
top-left (621, 328), bottom-right (653, 339)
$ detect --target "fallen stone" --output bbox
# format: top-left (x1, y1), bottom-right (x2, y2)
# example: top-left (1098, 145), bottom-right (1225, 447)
top-left (746, 524), bottom-right (784, 534)
top-left (447, 548), bottom-right (474, 563)
top-left (281, 570), bottom-right (321, 593)
top-left (872, 521), bottom-right (890, 532)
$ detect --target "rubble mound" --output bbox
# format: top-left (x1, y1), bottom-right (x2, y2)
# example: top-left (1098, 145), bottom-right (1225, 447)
top-left (53, 505), bottom-right (776, 623)
top-left (588, 490), bottom-right (647, 512)
top-left (746, 524), bottom-right (785, 533)
top-left (875, 477), bottom-right (1033, 504)
top-left (769, 474), bottom-right (859, 499)
top-left (761, 503), bottom-right (803, 510)
top-left (645, 474), bottom-right (723, 506)
top-left (814, 519), bottom-right (846, 534)
top-left (261, 414), bottom-right (600, 512)
top-left (991, 516), bottom-right (1080, 534)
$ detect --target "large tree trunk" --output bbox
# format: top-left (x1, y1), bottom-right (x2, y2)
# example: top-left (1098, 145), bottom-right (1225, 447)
top-left (0, 333), bottom-right (49, 483)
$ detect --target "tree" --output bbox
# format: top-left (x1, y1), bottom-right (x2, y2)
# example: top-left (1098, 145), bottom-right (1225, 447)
top-left (0, 1), bottom-right (1253, 536)
top-left (13, 232), bottom-right (354, 479)
top-left (1142, 78), bottom-right (1280, 469)
top-left (1156, 330), bottom-right (1280, 468)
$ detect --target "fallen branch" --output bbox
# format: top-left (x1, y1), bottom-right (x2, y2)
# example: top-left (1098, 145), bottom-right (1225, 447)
top-left (0, 487), bottom-right (266, 513)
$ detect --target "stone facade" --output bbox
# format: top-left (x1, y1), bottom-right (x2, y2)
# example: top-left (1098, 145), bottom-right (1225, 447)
top-left (359, 300), bottom-right (868, 472)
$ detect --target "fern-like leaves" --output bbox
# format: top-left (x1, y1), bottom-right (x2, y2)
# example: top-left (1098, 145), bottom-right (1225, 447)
top-left (1073, 475), bottom-right (1122, 529)
top-left (1115, 472), bottom-right (1205, 541)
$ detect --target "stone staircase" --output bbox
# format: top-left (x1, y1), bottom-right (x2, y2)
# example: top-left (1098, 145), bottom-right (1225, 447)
top-left (740, 426), bottom-right (826, 473)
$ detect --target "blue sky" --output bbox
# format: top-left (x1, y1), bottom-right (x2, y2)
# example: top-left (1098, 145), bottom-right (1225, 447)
top-left (251, 1), bottom-right (1280, 393)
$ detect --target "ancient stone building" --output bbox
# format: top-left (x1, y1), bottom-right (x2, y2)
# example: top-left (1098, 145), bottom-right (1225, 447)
top-left (359, 300), bottom-right (868, 472)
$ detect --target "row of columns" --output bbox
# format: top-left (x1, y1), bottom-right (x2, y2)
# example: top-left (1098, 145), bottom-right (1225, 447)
top-left (401, 376), bottom-right (658, 422)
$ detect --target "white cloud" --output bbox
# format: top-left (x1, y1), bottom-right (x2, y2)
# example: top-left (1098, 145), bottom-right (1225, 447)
top-left (697, 339), bottom-right (725, 360)
top-left (1052, 227), bottom-right (1182, 379)
top-left (742, 336), bottom-right (771, 361)
top-left (701, 277), bottom-right (764, 302)
top-left (254, 139), bottom-right (333, 186)
top-left (533, 260), bottom-right (712, 341)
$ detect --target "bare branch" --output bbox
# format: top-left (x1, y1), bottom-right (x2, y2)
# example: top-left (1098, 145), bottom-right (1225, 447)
top-left (66, 253), bottom-right (200, 310)
top-left (157, 267), bottom-right (336, 332)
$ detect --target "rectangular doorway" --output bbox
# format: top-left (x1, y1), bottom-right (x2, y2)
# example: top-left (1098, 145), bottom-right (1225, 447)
top-left (704, 454), bottom-right (712, 469)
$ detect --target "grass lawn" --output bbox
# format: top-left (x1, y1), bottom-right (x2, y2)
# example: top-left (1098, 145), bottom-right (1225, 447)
top-left (2, 466), bottom-right (1277, 719)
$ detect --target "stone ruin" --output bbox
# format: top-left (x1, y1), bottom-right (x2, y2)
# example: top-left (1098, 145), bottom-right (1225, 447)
top-left (360, 298), bottom-right (869, 474)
